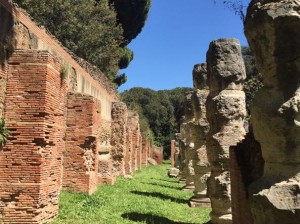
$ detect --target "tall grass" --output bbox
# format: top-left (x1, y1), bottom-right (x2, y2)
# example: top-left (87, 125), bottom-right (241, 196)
top-left (51, 162), bottom-right (210, 224)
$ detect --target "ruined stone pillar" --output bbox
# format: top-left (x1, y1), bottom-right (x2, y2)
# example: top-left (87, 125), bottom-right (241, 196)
top-left (244, 1), bottom-right (300, 223)
top-left (181, 92), bottom-right (195, 191)
top-left (171, 140), bottom-right (176, 167)
top-left (206, 38), bottom-right (246, 224)
top-left (189, 63), bottom-right (211, 208)
top-left (111, 102), bottom-right (128, 176)
top-left (63, 93), bottom-right (101, 195)
top-left (0, 50), bottom-right (66, 223)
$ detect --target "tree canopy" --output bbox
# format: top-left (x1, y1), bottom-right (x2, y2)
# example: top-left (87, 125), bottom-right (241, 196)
top-left (14, 0), bottom-right (151, 85)
top-left (109, 0), bottom-right (151, 45)
top-left (121, 87), bottom-right (192, 157)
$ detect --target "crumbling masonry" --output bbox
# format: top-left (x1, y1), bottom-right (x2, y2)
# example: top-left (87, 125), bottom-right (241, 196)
top-left (245, 0), bottom-right (300, 223)
top-left (0, 1), bottom-right (156, 223)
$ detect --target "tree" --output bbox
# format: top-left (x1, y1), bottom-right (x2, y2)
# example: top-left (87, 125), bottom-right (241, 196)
top-left (214, 0), bottom-right (248, 21)
top-left (242, 46), bottom-right (263, 111)
top-left (14, 0), bottom-right (124, 80)
top-left (109, 0), bottom-right (152, 45)
top-left (121, 87), bottom-right (192, 157)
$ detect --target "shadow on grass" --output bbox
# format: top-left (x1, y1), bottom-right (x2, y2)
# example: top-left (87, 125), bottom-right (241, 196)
top-left (121, 212), bottom-right (196, 224)
top-left (141, 182), bottom-right (182, 190)
top-left (131, 190), bottom-right (188, 204)
top-left (156, 178), bottom-right (180, 183)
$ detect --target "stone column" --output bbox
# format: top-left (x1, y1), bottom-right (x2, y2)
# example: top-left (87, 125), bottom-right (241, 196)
top-left (206, 38), bottom-right (246, 224)
top-left (171, 140), bottom-right (176, 167)
top-left (189, 63), bottom-right (211, 208)
top-left (181, 92), bottom-right (195, 191)
top-left (245, 1), bottom-right (300, 223)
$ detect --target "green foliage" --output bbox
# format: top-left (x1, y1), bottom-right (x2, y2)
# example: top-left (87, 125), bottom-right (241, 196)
top-left (242, 46), bottom-right (263, 110)
top-left (113, 73), bottom-right (127, 87)
top-left (118, 47), bottom-right (134, 69)
top-left (159, 87), bottom-right (193, 132)
top-left (109, 0), bottom-right (152, 45)
top-left (0, 119), bottom-right (10, 147)
top-left (51, 163), bottom-right (210, 223)
top-left (60, 63), bottom-right (69, 81)
top-left (14, 0), bottom-right (123, 80)
top-left (121, 87), bottom-right (192, 155)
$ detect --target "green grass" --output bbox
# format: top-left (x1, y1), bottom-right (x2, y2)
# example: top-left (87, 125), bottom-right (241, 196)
top-left (51, 162), bottom-right (211, 224)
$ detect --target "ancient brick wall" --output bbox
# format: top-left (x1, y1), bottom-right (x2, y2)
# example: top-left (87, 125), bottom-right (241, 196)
top-left (0, 50), bottom-right (66, 223)
top-left (0, 1), bottom-right (155, 222)
top-left (111, 102), bottom-right (128, 176)
top-left (151, 147), bottom-right (163, 165)
top-left (141, 133), bottom-right (150, 167)
top-left (125, 127), bottom-right (133, 174)
top-left (63, 93), bottom-right (101, 195)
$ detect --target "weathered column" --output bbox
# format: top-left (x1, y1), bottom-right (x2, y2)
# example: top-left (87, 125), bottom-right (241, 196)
top-left (111, 102), bottom-right (128, 176)
top-left (63, 93), bottom-right (101, 195)
top-left (189, 63), bottom-right (211, 208)
top-left (206, 38), bottom-right (246, 224)
top-left (245, 1), bottom-right (300, 223)
top-left (181, 92), bottom-right (195, 191)
top-left (171, 140), bottom-right (176, 167)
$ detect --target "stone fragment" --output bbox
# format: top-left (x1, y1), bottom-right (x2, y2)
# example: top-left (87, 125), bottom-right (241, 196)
top-left (147, 157), bottom-right (157, 165)
top-left (206, 38), bottom-right (247, 224)
top-left (244, 1), bottom-right (300, 223)
top-left (168, 167), bottom-right (180, 178)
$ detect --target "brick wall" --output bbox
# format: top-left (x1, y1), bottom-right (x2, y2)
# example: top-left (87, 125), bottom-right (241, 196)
top-left (63, 93), bottom-right (101, 195)
top-left (111, 102), bottom-right (128, 176)
top-left (0, 50), bottom-right (66, 223)
top-left (125, 127), bottom-right (133, 175)
top-left (230, 128), bottom-right (264, 224)
top-left (151, 147), bottom-right (163, 165)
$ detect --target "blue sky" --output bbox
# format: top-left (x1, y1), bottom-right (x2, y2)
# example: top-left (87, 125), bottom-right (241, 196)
top-left (119, 0), bottom-right (250, 92)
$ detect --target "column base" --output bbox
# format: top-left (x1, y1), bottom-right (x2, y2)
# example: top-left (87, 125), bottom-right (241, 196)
top-left (189, 196), bottom-right (211, 208)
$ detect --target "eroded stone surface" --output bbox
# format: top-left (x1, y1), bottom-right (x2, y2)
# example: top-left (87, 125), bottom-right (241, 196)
top-left (189, 63), bottom-right (211, 208)
top-left (245, 1), bottom-right (300, 223)
top-left (111, 102), bottom-right (128, 176)
top-left (206, 38), bottom-right (246, 224)
top-left (180, 92), bottom-right (196, 191)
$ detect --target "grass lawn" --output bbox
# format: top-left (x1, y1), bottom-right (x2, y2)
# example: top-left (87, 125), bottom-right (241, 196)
top-left (51, 162), bottom-right (211, 224)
